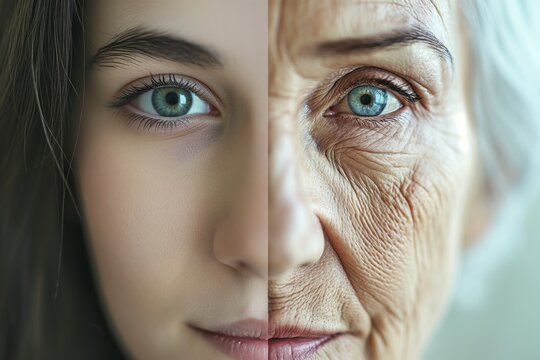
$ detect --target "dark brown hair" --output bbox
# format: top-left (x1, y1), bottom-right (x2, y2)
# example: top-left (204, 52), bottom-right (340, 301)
top-left (0, 0), bottom-right (124, 358)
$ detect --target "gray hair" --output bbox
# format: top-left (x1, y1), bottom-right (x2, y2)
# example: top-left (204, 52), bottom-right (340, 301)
top-left (455, 0), bottom-right (540, 307)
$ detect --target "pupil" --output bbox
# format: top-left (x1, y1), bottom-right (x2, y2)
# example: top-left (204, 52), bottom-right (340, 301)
top-left (360, 94), bottom-right (372, 105)
top-left (165, 91), bottom-right (179, 105)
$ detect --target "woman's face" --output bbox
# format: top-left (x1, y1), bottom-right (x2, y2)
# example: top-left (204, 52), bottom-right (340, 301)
top-left (269, 0), bottom-right (475, 359)
top-left (77, 0), bottom-right (475, 359)
top-left (77, 0), bottom-right (267, 359)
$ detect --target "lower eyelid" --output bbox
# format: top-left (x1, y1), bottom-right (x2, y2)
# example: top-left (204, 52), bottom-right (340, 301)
top-left (123, 104), bottom-right (219, 121)
top-left (121, 110), bottom-right (207, 135)
top-left (320, 110), bottom-right (412, 135)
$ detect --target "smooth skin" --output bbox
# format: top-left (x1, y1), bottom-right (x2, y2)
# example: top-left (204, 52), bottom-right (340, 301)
top-left (77, 0), bottom-right (267, 359)
top-left (269, 0), bottom-right (481, 359)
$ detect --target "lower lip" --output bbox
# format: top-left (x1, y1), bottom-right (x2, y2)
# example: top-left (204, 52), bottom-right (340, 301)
top-left (269, 336), bottom-right (336, 360)
top-left (194, 329), bottom-right (268, 360)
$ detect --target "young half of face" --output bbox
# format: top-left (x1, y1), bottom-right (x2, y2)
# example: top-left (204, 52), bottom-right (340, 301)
top-left (269, 0), bottom-right (477, 359)
top-left (75, 0), bottom-right (268, 359)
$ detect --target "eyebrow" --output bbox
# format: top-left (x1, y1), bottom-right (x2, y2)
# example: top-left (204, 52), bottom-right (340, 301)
top-left (88, 27), bottom-right (223, 69)
top-left (315, 25), bottom-right (454, 68)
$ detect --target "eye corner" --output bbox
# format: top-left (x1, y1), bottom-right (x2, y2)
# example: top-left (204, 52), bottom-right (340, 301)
top-left (208, 106), bottom-right (221, 117)
top-left (322, 107), bottom-right (338, 117)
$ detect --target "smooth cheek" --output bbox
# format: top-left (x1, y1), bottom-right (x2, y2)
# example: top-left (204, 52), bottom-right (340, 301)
top-left (76, 117), bottom-right (227, 357)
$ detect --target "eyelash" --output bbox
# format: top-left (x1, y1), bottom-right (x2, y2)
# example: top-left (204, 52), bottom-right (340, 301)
top-left (363, 77), bottom-right (420, 104)
top-left (332, 75), bottom-right (420, 107)
top-left (108, 74), bottom-right (217, 133)
top-left (120, 112), bottom-right (192, 133)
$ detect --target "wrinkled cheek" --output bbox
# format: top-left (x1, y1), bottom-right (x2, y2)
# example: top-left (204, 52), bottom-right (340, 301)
top-left (325, 162), bottom-right (418, 316)
top-left (320, 140), bottom-right (470, 334)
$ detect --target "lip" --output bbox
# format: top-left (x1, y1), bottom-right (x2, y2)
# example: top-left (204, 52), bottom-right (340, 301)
top-left (190, 319), bottom-right (268, 360)
top-left (269, 325), bottom-right (342, 360)
top-left (269, 336), bottom-right (336, 360)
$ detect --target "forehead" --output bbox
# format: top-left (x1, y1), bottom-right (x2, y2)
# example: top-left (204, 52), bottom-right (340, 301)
top-left (86, 0), bottom-right (266, 64)
top-left (270, 0), bottom-right (452, 49)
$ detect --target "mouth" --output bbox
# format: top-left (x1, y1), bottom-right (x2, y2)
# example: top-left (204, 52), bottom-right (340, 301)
top-left (191, 321), bottom-right (345, 360)
top-left (268, 325), bottom-right (344, 360)
top-left (190, 319), bottom-right (268, 360)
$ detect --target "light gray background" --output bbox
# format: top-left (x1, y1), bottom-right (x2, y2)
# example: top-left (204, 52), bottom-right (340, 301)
top-left (424, 199), bottom-right (540, 360)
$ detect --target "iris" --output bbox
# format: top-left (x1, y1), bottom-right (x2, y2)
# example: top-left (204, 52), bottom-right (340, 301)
top-left (347, 86), bottom-right (388, 116)
top-left (151, 87), bottom-right (193, 117)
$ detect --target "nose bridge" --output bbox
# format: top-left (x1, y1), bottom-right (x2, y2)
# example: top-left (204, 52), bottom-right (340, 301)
top-left (269, 93), bottom-right (325, 279)
top-left (213, 109), bottom-right (268, 279)
top-left (238, 130), bottom-right (267, 243)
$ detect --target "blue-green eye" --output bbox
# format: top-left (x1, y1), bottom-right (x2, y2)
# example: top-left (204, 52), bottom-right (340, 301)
top-left (347, 85), bottom-right (402, 117)
top-left (132, 86), bottom-right (211, 118)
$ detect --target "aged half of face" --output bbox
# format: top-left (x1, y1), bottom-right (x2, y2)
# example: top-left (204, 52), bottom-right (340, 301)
top-left (76, 0), bottom-right (267, 359)
top-left (269, 0), bottom-right (476, 359)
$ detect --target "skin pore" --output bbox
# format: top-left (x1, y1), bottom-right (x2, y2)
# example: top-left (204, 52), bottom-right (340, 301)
top-left (76, 0), bottom-right (267, 359)
top-left (269, 0), bottom-right (476, 359)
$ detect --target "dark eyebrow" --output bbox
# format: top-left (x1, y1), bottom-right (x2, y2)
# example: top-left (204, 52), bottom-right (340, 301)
top-left (315, 25), bottom-right (454, 68)
top-left (88, 27), bottom-right (223, 69)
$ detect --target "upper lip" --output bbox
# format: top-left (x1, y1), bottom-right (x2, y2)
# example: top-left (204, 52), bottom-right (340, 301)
top-left (192, 319), bottom-right (269, 340)
top-left (192, 320), bottom-right (346, 340)
top-left (268, 324), bottom-right (342, 339)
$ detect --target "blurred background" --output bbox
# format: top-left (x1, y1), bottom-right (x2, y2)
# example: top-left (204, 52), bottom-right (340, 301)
top-left (424, 0), bottom-right (540, 357)
top-left (425, 175), bottom-right (540, 359)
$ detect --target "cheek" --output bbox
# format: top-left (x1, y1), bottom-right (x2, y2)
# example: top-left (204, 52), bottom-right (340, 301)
top-left (314, 109), bottom-right (474, 331)
top-left (75, 116), bottom-right (226, 356)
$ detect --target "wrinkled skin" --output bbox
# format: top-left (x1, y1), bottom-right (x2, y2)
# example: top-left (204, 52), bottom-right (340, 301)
top-left (269, 0), bottom-right (477, 359)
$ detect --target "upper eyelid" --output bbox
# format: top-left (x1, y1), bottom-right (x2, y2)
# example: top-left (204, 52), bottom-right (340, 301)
top-left (334, 82), bottom-right (420, 110)
top-left (108, 74), bottom-right (223, 110)
top-left (332, 74), bottom-right (419, 104)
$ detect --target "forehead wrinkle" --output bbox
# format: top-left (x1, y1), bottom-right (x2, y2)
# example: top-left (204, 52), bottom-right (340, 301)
top-left (428, 0), bottom-right (447, 31)
top-left (269, 0), bottom-right (287, 65)
top-left (404, 0), bottom-right (451, 37)
top-left (270, 0), bottom-right (454, 90)
top-left (270, 0), bottom-right (314, 93)
top-left (283, 0), bottom-right (451, 48)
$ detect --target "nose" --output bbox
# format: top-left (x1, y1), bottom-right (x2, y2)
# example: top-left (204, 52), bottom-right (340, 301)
top-left (269, 125), bottom-right (325, 279)
top-left (213, 125), bottom-right (268, 279)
